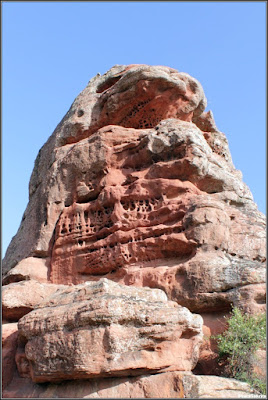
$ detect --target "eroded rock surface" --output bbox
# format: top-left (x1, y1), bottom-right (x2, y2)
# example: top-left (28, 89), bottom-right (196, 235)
top-left (181, 374), bottom-right (262, 399)
top-left (3, 65), bottom-right (207, 274)
top-left (3, 66), bottom-right (265, 318)
top-left (2, 64), bottom-right (266, 397)
top-left (2, 280), bottom-right (67, 321)
top-left (15, 279), bottom-right (203, 383)
top-left (2, 323), bottom-right (18, 390)
top-left (3, 371), bottom-right (261, 399)
top-left (2, 257), bottom-right (49, 285)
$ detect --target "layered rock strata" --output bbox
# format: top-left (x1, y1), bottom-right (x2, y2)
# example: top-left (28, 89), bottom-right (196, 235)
top-left (3, 65), bottom-right (265, 318)
top-left (2, 64), bottom-right (266, 397)
top-left (2, 372), bottom-right (260, 399)
top-left (15, 279), bottom-right (203, 383)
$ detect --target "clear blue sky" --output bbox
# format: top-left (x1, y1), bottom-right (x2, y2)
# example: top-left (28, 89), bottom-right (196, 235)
top-left (2, 1), bottom-right (266, 257)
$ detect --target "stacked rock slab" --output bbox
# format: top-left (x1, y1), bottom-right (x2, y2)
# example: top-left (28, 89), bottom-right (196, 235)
top-left (15, 279), bottom-right (203, 383)
top-left (1, 281), bottom-right (260, 399)
top-left (2, 372), bottom-right (260, 398)
top-left (2, 65), bottom-right (266, 397)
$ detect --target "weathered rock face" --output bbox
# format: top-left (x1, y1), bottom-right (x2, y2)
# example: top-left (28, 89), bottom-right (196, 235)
top-left (3, 65), bottom-right (265, 318)
top-left (2, 323), bottom-right (18, 390)
top-left (2, 257), bottom-right (49, 285)
top-left (2, 371), bottom-right (260, 399)
top-left (2, 64), bottom-right (266, 397)
top-left (2, 65), bottom-right (206, 274)
top-left (15, 279), bottom-right (203, 383)
top-left (2, 280), bottom-right (66, 321)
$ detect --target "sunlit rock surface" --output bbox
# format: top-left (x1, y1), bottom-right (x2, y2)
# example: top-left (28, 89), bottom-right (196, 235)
top-left (15, 279), bottom-right (203, 383)
top-left (2, 64), bottom-right (266, 398)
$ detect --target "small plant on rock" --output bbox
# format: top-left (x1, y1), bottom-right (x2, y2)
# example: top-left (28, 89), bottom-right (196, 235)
top-left (214, 307), bottom-right (266, 395)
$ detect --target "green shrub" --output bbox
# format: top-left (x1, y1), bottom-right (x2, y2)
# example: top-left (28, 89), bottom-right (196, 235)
top-left (214, 307), bottom-right (266, 395)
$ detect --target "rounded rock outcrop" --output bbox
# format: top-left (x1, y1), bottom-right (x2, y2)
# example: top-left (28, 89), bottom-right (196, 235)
top-left (2, 65), bottom-right (266, 398)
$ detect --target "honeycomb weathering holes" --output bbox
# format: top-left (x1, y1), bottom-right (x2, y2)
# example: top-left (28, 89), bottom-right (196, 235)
top-left (50, 195), bottom-right (192, 282)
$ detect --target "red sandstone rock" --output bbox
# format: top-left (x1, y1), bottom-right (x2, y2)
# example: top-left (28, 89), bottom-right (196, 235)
top-left (2, 280), bottom-right (67, 321)
top-left (181, 374), bottom-right (259, 399)
top-left (251, 349), bottom-right (267, 382)
top-left (2, 323), bottom-right (18, 390)
top-left (2, 257), bottom-right (49, 285)
top-left (229, 283), bottom-right (266, 314)
top-left (3, 67), bottom-right (265, 313)
top-left (2, 65), bottom-right (207, 273)
top-left (15, 279), bottom-right (203, 383)
top-left (2, 65), bottom-right (266, 396)
top-left (193, 312), bottom-right (229, 376)
top-left (2, 371), bottom-right (258, 399)
top-left (4, 117), bottom-right (265, 314)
